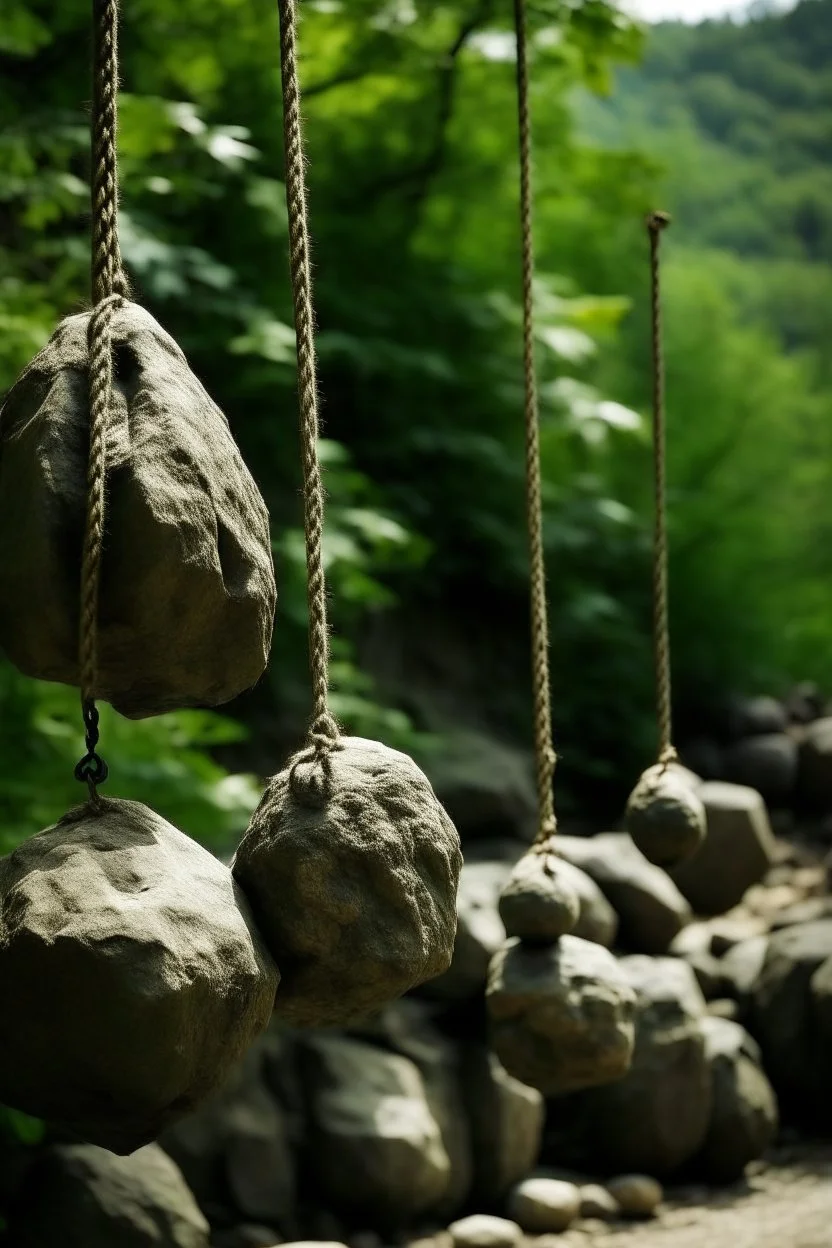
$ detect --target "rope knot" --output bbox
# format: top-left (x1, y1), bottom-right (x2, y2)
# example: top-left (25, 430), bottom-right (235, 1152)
top-left (647, 210), bottom-right (671, 235)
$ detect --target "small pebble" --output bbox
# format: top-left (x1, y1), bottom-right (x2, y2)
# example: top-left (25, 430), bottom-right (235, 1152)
top-left (579, 1185), bottom-right (620, 1220)
top-left (448, 1215), bottom-right (522, 1248)
top-left (606, 1174), bottom-right (663, 1218)
top-left (508, 1177), bottom-right (581, 1233)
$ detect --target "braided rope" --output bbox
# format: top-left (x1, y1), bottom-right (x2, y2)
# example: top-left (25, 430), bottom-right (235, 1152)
top-left (514, 0), bottom-right (557, 847)
top-left (647, 211), bottom-right (677, 768)
top-left (277, 0), bottom-right (339, 760)
top-left (77, 0), bottom-right (127, 801)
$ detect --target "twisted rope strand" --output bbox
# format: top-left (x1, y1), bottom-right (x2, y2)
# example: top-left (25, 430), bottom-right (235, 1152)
top-left (77, 0), bottom-right (126, 800)
top-left (647, 211), bottom-right (677, 768)
top-left (514, 0), bottom-right (557, 846)
top-left (277, 0), bottom-right (338, 758)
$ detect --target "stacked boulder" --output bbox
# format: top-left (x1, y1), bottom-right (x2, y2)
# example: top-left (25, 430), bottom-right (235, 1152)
top-left (3, 706), bottom-right (832, 1248)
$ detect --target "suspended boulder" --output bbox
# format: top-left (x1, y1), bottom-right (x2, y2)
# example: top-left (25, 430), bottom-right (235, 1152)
top-left (498, 849), bottom-right (580, 943)
top-left (0, 302), bottom-right (276, 718)
top-left (232, 736), bottom-right (462, 1026)
top-left (0, 798), bottom-right (278, 1154)
top-left (625, 762), bottom-right (706, 868)
top-left (486, 935), bottom-right (637, 1096)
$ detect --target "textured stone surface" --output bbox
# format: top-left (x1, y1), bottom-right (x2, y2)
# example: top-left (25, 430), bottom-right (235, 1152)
top-left (422, 859), bottom-right (511, 1002)
top-left (498, 850), bottom-right (580, 942)
top-left (555, 834), bottom-right (692, 955)
top-left (486, 935), bottom-right (636, 1096)
top-left (508, 1177), bottom-right (581, 1232)
top-left (549, 958), bottom-right (711, 1177)
top-left (749, 919), bottom-right (832, 1119)
top-left (625, 764), bottom-right (707, 869)
top-left (448, 1215), bottom-right (521, 1248)
top-left (234, 737), bottom-right (462, 1026)
top-left (606, 1175), bottom-right (663, 1218)
top-left (0, 302), bottom-right (275, 718)
top-left (460, 1047), bottom-right (544, 1204)
top-left (7, 1143), bottom-right (209, 1247)
top-left (0, 798), bottom-right (277, 1153)
top-left (697, 1016), bottom-right (778, 1183)
top-left (671, 783), bottom-right (776, 916)
top-left (303, 1033), bottom-right (452, 1224)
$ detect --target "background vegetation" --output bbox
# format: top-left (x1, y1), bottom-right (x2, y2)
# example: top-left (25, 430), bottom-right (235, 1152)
top-left (1, 0), bottom-right (831, 851)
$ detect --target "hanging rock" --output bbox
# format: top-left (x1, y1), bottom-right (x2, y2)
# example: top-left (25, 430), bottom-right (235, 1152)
top-left (579, 1184), bottom-right (621, 1220)
top-left (486, 935), bottom-right (636, 1096)
top-left (697, 1017), bottom-right (778, 1183)
top-left (0, 302), bottom-right (276, 718)
top-left (554, 834), bottom-right (691, 955)
top-left (303, 1033), bottom-right (452, 1225)
top-left (0, 798), bottom-right (277, 1153)
top-left (6, 1143), bottom-right (209, 1248)
top-left (670, 783), bottom-right (776, 916)
top-left (498, 850), bottom-right (580, 942)
top-left (625, 762), bottom-right (706, 868)
top-left (233, 737), bottom-right (462, 1026)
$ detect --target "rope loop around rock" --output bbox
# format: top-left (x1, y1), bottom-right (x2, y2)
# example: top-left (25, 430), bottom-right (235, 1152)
top-left (277, 0), bottom-right (341, 766)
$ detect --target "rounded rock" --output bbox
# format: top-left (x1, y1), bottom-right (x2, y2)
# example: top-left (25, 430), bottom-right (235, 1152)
top-left (498, 850), bottom-right (580, 942)
top-left (0, 798), bottom-right (277, 1153)
top-left (0, 302), bottom-right (276, 718)
top-left (486, 935), bottom-right (636, 1096)
top-left (507, 1177), bottom-right (581, 1233)
top-left (626, 763), bottom-right (706, 868)
top-left (233, 737), bottom-right (462, 1027)
top-left (606, 1175), bottom-right (663, 1218)
top-left (448, 1215), bottom-right (521, 1248)
top-left (579, 1184), bottom-right (621, 1220)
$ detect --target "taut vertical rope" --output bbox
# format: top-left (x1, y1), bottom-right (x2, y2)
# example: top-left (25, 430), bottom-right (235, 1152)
top-left (277, 0), bottom-right (339, 761)
top-left (75, 0), bottom-right (127, 803)
top-left (646, 210), bottom-right (677, 768)
top-left (513, 0), bottom-right (557, 847)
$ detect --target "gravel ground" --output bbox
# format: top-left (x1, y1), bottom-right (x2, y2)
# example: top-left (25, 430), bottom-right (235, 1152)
top-left (560, 1145), bottom-right (832, 1248)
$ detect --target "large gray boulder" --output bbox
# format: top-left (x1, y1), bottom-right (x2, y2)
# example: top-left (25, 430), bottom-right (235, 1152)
top-left (303, 1033), bottom-right (452, 1224)
top-left (7, 1143), bottom-right (209, 1247)
top-left (797, 717), bottom-right (832, 811)
top-left (0, 798), bottom-right (277, 1154)
top-left (697, 1017), bottom-right (778, 1182)
top-left (749, 919), bottom-right (832, 1120)
top-left (233, 737), bottom-right (462, 1026)
top-left (724, 735), bottom-right (798, 808)
top-left (486, 935), bottom-right (636, 1096)
top-left (671, 783), bottom-right (776, 916)
top-left (460, 1046), bottom-right (544, 1204)
top-left (548, 957), bottom-right (712, 1177)
top-left (727, 695), bottom-right (787, 739)
top-left (0, 301), bottom-right (275, 718)
top-left (554, 833), bottom-right (691, 954)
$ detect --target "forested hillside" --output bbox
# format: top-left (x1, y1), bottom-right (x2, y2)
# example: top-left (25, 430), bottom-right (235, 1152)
top-left (1, 0), bottom-right (831, 839)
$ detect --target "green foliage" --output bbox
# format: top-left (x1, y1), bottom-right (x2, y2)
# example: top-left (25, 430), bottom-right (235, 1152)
top-left (2, 0), bottom-right (831, 834)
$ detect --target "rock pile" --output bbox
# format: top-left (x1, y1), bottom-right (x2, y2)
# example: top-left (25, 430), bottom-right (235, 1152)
top-left (2, 695), bottom-right (831, 1247)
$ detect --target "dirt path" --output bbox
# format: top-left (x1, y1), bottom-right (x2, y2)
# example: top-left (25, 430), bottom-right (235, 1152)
top-left (563, 1147), bottom-right (832, 1248)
